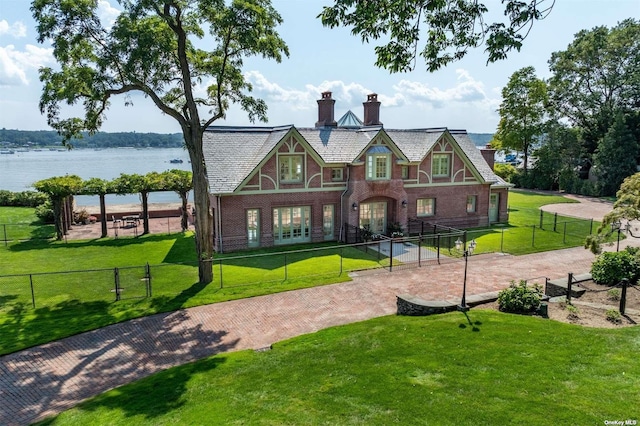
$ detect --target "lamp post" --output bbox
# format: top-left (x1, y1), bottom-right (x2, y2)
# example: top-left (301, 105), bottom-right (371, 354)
top-left (611, 219), bottom-right (622, 252)
top-left (455, 237), bottom-right (477, 312)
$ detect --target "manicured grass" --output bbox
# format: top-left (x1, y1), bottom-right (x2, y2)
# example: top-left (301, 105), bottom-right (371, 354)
top-left (38, 311), bottom-right (640, 425)
top-left (0, 206), bottom-right (55, 241)
top-left (468, 190), bottom-right (605, 255)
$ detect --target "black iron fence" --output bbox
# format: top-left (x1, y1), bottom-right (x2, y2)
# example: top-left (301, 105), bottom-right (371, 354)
top-left (0, 236), bottom-right (474, 312)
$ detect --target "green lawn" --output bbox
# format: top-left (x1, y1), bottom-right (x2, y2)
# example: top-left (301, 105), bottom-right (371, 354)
top-left (0, 206), bottom-right (54, 241)
top-left (38, 311), bottom-right (640, 425)
top-left (467, 190), bottom-right (604, 255)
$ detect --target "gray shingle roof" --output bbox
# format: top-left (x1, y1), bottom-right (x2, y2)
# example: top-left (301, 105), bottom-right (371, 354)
top-left (203, 125), bottom-right (501, 193)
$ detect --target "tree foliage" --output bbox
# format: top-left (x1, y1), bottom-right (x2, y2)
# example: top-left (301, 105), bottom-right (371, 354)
top-left (495, 66), bottom-right (548, 174)
top-left (586, 173), bottom-right (640, 253)
top-left (547, 19), bottom-right (640, 160)
top-left (529, 122), bottom-right (583, 191)
top-left (593, 113), bottom-right (639, 196)
top-left (319, 0), bottom-right (554, 72)
top-left (31, 0), bottom-right (289, 283)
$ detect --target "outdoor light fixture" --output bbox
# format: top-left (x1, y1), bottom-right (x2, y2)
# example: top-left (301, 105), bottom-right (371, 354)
top-left (352, 202), bottom-right (358, 211)
top-left (611, 219), bottom-right (622, 252)
top-left (401, 200), bottom-right (407, 208)
top-left (458, 237), bottom-right (477, 312)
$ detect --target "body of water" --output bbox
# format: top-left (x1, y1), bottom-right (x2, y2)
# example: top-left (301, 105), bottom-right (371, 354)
top-left (0, 147), bottom-right (191, 206)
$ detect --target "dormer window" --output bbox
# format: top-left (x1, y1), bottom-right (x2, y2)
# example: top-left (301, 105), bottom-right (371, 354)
top-left (366, 146), bottom-right (391, 180)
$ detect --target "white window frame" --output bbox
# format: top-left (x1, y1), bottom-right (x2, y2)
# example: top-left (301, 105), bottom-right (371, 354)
top-left (323, 205), bottom-right (334, 240)
top-left (401, 165), bottom-right (409, 179)
top-left (466, 196), bottom-right (477, 213)
top-left (432, 154), bottom-right (450, 178)
top-left (366, 153), bottom-right (391, 180)
top-left (417, 198), bottom-right (435, 217)
top-left (273, 206), bottom-right (311, 244)
top-left (331, 168), bottom-right (343, 181)
top-left (247, 209), bottom-right (260, 247)
top-left (279, 154), bottom-right (304, 183)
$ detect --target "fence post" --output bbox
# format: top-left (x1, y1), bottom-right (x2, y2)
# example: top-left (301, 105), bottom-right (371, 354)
top-left (146, 263), bottom-right (152, 297)
top-left (340, 247), bottom-right (343, 275)
top-left (284, 254), bottom-right (288, 281)
top-left (620, 278), bottom-right (628, 315)
top-left (544, 277), bottom-right (549, 296)
top-left (114, 267), bottom-right (120, 302)
top-left (589, 219), bottom-right (593, 235)
top-left (567, 272), bottom-right (573, 304)
top-left (219, 259), bottom-right (223, 289)
top-left (500, 228), bottom-right (505, 253)
top-left (539, 210), bottom-right (544, 230)
top-left (553, 213), bottom-right (558, 232)
top-left (437, 234), bottom-right (441, 264)
top-left (418, 237), bottom-right (422, 267)
top-left (29, 274), bottom-right (36, 309)
top-left (563, 222), bottom-right (567, 244)
top-left (389, 238), bottom-right (394, 272)
top-left (377, 240), bottom-right (381, 261)
top-left (3, 224), bottom-right (7, 247)
top-left (531, 225), bottom-right (535, 247)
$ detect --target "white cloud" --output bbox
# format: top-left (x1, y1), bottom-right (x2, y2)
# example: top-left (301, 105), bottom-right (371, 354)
top-left (0, 44), bottom-right (54, 86)
top-left (245, 72), bottom-right (407, 111)
top-left (0, 20), bottom-right (27, 38)
top-left (393, 69), bottom-right (490, 108)
top-left (97, 0), bottom-right (121, 30)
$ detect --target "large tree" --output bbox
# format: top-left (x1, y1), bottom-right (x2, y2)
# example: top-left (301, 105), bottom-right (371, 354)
top-left (31, 0), bottom-right (289, 283)
top-left (319, 0), bottom-right (554, 72)
top-left (547, 19), bottom-right (640, 167)
top-left (530, 122), bottom-right (583, 191)
top-left (593, 113), bottom-right (639, 196)
top-left (495, 66), bottom-right (548, 174)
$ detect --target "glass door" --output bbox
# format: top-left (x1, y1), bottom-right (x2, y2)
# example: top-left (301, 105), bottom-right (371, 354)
top-left (359, 202), bottom-right (387, 234)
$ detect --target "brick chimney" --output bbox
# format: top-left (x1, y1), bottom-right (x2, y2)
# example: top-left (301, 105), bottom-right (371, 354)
top-left (315, 91), bottom-right (337, 128)
top-left (363, 93), bottom-right (382, 126)
top-left (480, 144), bottom-right (496, 170)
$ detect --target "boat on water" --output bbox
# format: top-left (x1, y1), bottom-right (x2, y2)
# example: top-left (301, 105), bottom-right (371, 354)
top-left (169, 158), bottom-right (183, 163)
top-left (0, 149), bottom-right (15, 154)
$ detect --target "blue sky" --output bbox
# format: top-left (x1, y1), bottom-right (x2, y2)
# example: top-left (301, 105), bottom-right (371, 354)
top-left (0, 0), bottom-right (637, 134)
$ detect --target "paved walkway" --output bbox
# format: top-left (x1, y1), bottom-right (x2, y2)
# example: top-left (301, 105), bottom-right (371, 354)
top-left (0, 193), bottom-right (629, 425)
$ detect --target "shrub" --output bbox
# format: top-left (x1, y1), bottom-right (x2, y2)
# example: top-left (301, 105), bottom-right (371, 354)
top-left (606, 309), bottom-right (622, 324)
top-left (494, 163), bottom-right (518, 182)
top-left (35, 200), bottom-right (54, 223)
top-left (0, 190), bottom-right (48, 207)
top-left (497, 280), bottom-right (543, 314)
top-left (566, 303), bottom-right (580, 321)
top-left (590, 250), bottom-right (640, 286)
top-left (607, 288), bottom-right (621, 301)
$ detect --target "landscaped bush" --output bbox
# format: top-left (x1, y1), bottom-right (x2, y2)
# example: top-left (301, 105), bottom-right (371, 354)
top-left (590, 249), bottom-right (640, 286)
top-left (35, 200), bottom-right (54, 223)
top-left (497, 280), bottom-right (543, 313)
top-left (0, 190), bottom-right (48, 207)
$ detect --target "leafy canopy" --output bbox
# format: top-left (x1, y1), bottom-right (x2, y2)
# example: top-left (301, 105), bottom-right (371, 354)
top-left (319, 0), bottom-right (554, 72)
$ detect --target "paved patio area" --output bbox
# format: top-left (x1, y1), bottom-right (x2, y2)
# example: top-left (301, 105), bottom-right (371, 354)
top-left (1, 193), bottom-right (633, 425)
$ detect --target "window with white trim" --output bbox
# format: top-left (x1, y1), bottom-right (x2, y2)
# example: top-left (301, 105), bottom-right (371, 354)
top-left (323, 205), bottom-right (334, 239)
top-left (279, 155), bottom-right (303, 183)
top-left (366, 146), bottom-right (392, 180)
top-left (247, 209), bottom-right (260, 247)
top-left (432, 154), bottom-right (450, 177)
top-left (401, 166), bottom-right (409, 179)
top-left (273, 206), bottom-right (311, 244)
top-left (331, 168), bottom-right (343, 181)
top-left (466, 195), bottom-right (477, 213)
top-left (417, 198), bottom-right (435, 216)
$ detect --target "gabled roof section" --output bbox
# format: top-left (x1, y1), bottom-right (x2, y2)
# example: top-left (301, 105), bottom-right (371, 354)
top-left (203, 125), bottom-right (293, 193)
top-left (202, 124), bottom-right (502, 193)
top-left (448, 129), bottom-right (498, 183)
top-left (336, 110), bottom-right (363, 128)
